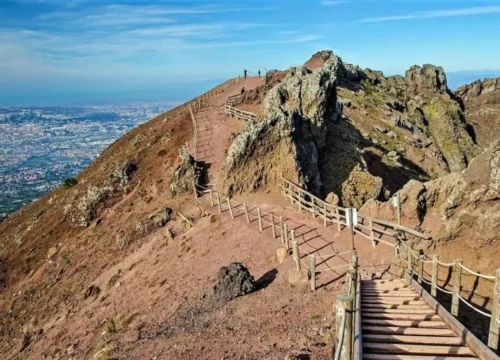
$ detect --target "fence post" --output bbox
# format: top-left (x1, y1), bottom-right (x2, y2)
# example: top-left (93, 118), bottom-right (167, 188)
top-left (284, 223), bottom-right (289, 251)
top-left (227, 198), bottom-right (234, 219)
top-left (257, 207), bottom-right (263, 232)
top-left (369, 219), bottom-right (375, 248)
top-left (292, 230), bottom-right (301, 271)
top-left (396, 193), bottom-right (401, 225)
top-left (216, 192), bottom-right (222, 213)
top-left (336, 208), bottom-right (341, 232)
top-left (431, 255), bottom-right (438, 297)
top-left (209, 188), bottom-right (214, 206)
top-left (418, 255), bottom-right (423, 284)
top-left (312, 198), bottom-right (316, 218)
top-left (310, 255), bottom-right (316, 291)
top-left (280, 217), bottom-right (284, 244)
top-left (298, 189), bottom-right (304, 212)
top-left (323, 204), bottom-right (327, 227)
top-left (451, 259), bottom-right (462, 316)
top-left (488, 268), bottom-right (500, 349)
top-left (244, 202), bottom-right (250, 223)
top-left (406, 247), bottom-right (413, 281)
top-left (347, 208), bottom-right (355, 251)
top-left (335, 294), bottom-right (353, 360)
top-left (271, 213), bottom-right (276, 238)
top-left (193, 181), bottom-right (198, 199)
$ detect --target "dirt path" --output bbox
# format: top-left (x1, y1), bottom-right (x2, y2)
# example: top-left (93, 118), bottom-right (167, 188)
top-left (194, 76), bottom-right (263, 184)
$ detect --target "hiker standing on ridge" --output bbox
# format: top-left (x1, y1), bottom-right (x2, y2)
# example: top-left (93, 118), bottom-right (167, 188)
top-left (244, 69), bottom-right (247, 79)
top-left (258, 70), bottom-right (261, 78)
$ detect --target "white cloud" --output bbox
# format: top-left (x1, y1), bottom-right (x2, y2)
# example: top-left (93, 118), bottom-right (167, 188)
top-left (358, 6), bottom-right (500, 22)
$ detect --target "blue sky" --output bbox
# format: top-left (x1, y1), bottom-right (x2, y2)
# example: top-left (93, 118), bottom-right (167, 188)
top-left (1, 0), bottom-right (500, 105)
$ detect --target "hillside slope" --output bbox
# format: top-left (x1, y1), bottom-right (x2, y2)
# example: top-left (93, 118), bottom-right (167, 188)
top-left (1, 50), bottom-right (499, 359)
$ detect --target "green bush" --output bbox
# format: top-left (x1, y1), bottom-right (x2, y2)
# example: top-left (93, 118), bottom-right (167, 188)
top-left (63, 177), bottom-right (78, 188)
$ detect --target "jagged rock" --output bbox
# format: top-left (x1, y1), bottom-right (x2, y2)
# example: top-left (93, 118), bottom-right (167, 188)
top-left (170, 152), bottom-right (202, 197)
top-left (341, 170), bottom-right (383, 208)
top-left (223, 55), bottom-right (344, 195)
top-left (456, 77), bottom-right (500, 149)
top-left (361, 140), bottom-right (500, 248)
top-left (212, 263), bottom-right (255, 303)
top-left (375, 125), bottom-right (387, 133)
top-left (456, 77), bottom-right (500, 100)
top-left (405, 65), bottom-right (479, 172)
top-left (148, 208), bottom-right (173, 227)
top-left (70, 185), bottom-right (113, 227)
top-left (325, 192), bottom-right (340, 205)
top-left (386, 131), bottom-right (397, 139)
top-left (109, 161), bottom-right (137, 188)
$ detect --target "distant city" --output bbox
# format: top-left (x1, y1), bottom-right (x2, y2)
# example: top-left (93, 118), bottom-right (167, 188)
top-left (0, 102), bottom-right (179, 221)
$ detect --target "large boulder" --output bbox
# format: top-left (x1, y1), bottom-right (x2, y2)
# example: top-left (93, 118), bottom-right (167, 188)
top-left (212, 263), bottom-right (256, 303)
top-left (404, 65), bottom-right (479, 172)
top-left (341, 170), bottom-right (384, 208)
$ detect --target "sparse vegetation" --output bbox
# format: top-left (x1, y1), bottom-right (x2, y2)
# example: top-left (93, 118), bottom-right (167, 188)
top-left (62, 177), bottom-right (78, 188)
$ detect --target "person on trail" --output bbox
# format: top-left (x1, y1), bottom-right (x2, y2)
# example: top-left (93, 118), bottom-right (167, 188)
top-left (258, 70), bottom-right (261, 78)
top-left (244, 69), bottom-right (247, 79)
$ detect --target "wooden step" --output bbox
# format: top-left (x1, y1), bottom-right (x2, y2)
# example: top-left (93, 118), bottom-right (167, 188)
top-left (363, 343), bottom-right (475, 356)
top-left (362, 291), bottom-right (420, 296)
top-left (364, 354), bottom-right (477, 360)
top-left (363, 334), bottom-right (463, 345)
top-left (362, 287), bottom-right (413, 291)
top-left (362, 300), bottom-right (427, 305)
top-left (363, 308), bottom-right (436, 315)
top-left (363, 280), bottom-right (406, 283)
top-left (363, 296), bottom-right (423, 300)
top-left (363, 313), bottom-right (441, 321)
top-left (362, 326), bottom-right (455, 337)
top-left (362, 304), bottom-right (431, 310)
top-left (363, 320), bottom-right (448, 328)
top-left (361, 297), bottom-right (427, 305)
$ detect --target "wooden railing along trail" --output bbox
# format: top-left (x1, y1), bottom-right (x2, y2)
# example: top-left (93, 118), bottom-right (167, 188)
top-left (280, 177), bottom-right (500, 359)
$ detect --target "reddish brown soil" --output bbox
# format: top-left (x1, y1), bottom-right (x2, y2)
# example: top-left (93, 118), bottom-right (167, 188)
top-left (0, 77), bottom-right (394, 359)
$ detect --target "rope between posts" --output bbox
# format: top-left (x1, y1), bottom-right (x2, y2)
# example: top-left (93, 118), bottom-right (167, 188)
top-left (437, 260), bottom-right (455, 267)
top-left (418, 274), bottom-right (433, 286)
top-left (436, 284), bottom-right (453, 295)
top-left (458, 262), bottom-right (496, 281)
top-left (458, 294), bottom-right (492, 317)
top-left (299, 258), bottom-right (311, 270)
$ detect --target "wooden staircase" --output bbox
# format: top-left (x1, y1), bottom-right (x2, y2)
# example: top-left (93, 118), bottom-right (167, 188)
top-left (361, 279), bottom-right (479, 360)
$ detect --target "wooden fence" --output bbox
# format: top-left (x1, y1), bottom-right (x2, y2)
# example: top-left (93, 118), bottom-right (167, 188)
top-left (281, 176), bottom-right (500, 351)
top-left (224, 94), bottom-right (257, 122)
top-left (193, 182), bottom-right (353, 292)
top-left (186, 78), bottom-right (239, 159)
top-left (396, 237), bottom-right (500, 350)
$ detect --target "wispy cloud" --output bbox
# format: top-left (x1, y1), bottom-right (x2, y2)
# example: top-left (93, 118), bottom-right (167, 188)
top-left (358, 6), bottom-right (500, 22)
top-left (0, 1), bottom-right (320, 83)
top-left (321, 1), bottom-right (348, 6)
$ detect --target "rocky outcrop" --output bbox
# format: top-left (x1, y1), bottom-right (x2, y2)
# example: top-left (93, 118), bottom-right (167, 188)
top-left (405, 65), bottom-right (479, 172)
top-left (223, 56), bottom-right (343, 195)
top-left (170, 152), bottom-right (203, 197)
top-left (361, 140), bottom-right (500, 248)
top-left (364, 69), bottom-right (405, 100)
top-left (456, 77), bottom-right (500, 149)
top-left (341, 170), bottom-right (384, 209)
top-left (456, 77), bottom-right (500, 100)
